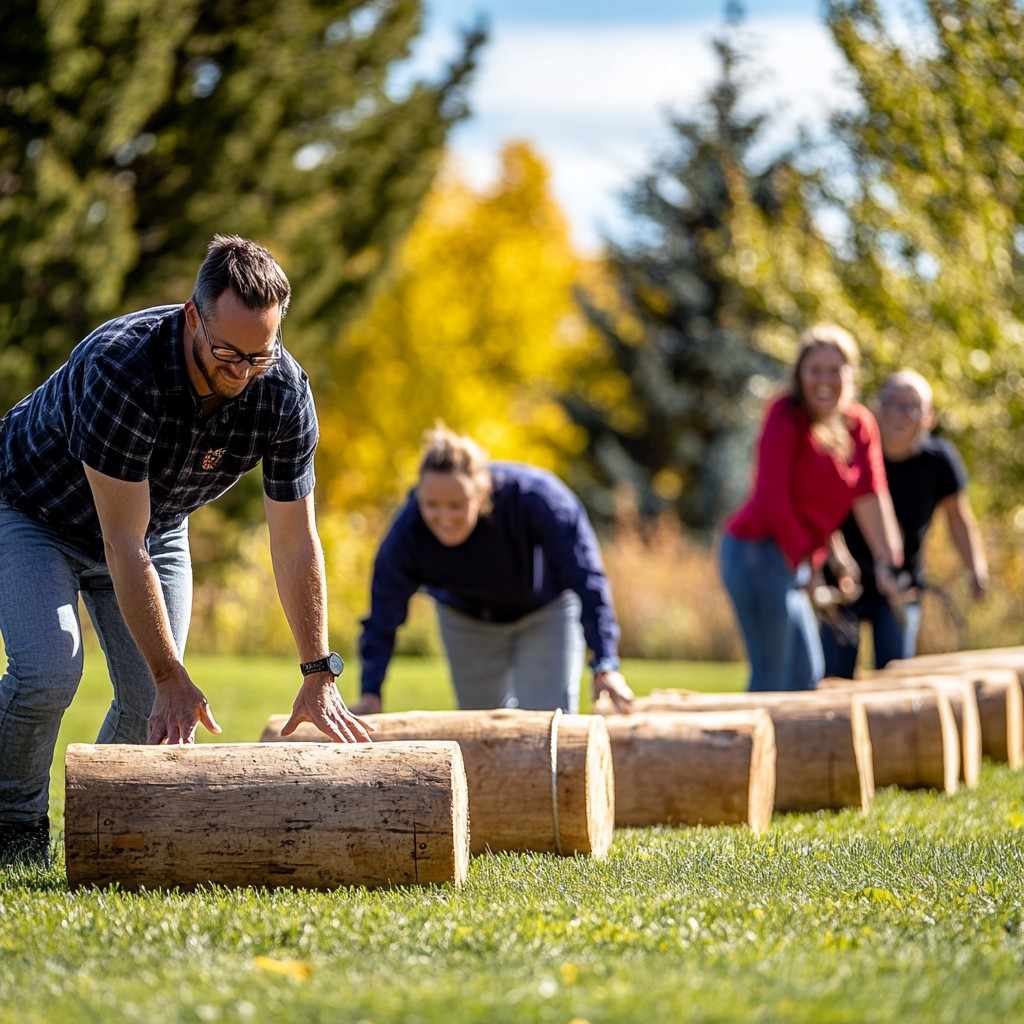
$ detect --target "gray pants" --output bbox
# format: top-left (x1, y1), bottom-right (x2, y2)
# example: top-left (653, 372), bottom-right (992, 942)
top-left (436, 591), bottom-right (584, 712)
top-left (0, 501), bottom-right (192, 823)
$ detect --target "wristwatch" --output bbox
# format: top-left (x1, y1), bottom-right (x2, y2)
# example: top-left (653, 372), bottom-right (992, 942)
top-left (300, 652), bottom-right (345, 678)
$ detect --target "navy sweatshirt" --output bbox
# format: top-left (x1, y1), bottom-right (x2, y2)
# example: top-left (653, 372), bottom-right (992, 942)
top-left (358, 462), bottom-right (620, 696)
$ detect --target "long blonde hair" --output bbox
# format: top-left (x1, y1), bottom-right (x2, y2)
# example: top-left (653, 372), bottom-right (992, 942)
top-left (791, 323), bottom-right (859, 460)
top-left (418, 423), bottom-right (494, 514)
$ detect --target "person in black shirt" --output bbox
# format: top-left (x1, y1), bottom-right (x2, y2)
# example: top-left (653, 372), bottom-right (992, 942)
top-left (820, 370), bottom-right (988, 677)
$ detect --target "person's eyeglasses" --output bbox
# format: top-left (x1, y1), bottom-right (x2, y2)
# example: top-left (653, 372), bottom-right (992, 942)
top-left (880, 399), bottom-right (923, 418)
top-left (193, 300), bottom-right (281, 369)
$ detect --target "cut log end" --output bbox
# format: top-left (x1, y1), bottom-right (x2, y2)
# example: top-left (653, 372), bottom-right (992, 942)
top-left (849, 697), bottom-right (875, 813)
top-left (583, 716), bottom-right (615, 859)
top-left (747, 712), bottom-right (777, 834)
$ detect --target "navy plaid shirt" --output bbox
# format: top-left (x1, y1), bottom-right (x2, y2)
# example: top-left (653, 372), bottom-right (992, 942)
top-left (0, 305), bottom-right (319, 558)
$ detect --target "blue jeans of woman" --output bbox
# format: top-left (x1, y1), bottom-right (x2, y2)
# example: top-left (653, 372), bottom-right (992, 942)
top-left (820, 593), bottom-right (922, 679)
top-left (719, 533), bottom-right (823, 692)
top-left (0, 501), bottom-right (191, 824)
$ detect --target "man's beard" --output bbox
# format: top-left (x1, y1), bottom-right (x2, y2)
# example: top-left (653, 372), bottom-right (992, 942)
top-left (193, 337), bottom-right (247, 398)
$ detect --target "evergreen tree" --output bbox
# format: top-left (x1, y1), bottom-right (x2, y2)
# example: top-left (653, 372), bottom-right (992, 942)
top-left (0, 0), bottom-right (483, 411)
top-left (563, 17), bottom-right (786, 532)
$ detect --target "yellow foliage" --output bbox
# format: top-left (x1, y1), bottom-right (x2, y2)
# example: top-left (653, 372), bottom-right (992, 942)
top-left (315, 142), bottom-right (602, 514)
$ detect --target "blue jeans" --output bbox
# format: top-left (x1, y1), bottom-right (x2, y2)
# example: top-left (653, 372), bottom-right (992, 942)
top-left (436, 591), bottom-right (584, 712)
top-left (820, 594), bottom-right (922, 679)
top-left (0, 501), bottom-right (191, 823)
top-left (720, 534), bottom-right (823, 692)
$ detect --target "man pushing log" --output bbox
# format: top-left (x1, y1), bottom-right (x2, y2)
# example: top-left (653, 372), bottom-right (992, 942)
top-left (0, 235), bottom-right (371, 867)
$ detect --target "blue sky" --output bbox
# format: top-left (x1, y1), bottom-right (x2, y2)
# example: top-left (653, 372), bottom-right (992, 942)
top-left (410, 0), bottom-right (855, 248)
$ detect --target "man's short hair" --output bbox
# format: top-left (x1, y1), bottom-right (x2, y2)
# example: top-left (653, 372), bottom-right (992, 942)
top-left (193, 234), bottom-right (291, 319)
top-left (881, 368), bottom-right (933, 409)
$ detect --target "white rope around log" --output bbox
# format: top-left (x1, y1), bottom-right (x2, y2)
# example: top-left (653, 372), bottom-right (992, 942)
top-left (549, 708), bottom-right (563, 855)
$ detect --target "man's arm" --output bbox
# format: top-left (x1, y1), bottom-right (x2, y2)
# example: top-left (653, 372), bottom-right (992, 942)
top-left (83, 464), bottom-right (220, 744)
top-left (265, 492), bottom-right (372, 742)
top-left (941, 492), bottom-right (989, 598)
top-left (851, 491), bottom-right (904, 596)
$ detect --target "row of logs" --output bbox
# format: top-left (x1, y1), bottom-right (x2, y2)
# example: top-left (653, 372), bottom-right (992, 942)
top-left (64, 647), bottom-right (1024, 892)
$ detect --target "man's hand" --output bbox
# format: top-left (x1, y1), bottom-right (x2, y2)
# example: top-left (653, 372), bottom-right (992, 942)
top-left (592, 670), bottom-right (634, 714)
top-left (148, 666), bottom-right (222, 744)
top-left (970, 568), bottom-right (989, 601)
top-left (350, 693), bottom-right (383, 717)
top-left (281, 674), bottom-right (375, 743)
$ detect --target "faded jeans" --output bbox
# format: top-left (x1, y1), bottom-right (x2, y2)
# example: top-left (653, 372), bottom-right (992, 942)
top-left (719, 533), bottom-right (823, 692)
top-left (436, 591), bottom-right (585, 712)
top-left (0, 501), bottom-right (191, 823)
top-left (820, 593), bottom-right (922, 679)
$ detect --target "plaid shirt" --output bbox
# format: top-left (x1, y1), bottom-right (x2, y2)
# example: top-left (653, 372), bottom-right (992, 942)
top-left (0, 305), bottom-right (318, 557)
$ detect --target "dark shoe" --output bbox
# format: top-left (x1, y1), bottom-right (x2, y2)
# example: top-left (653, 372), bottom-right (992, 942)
top-left (0, 816), bottom-right (51, 868)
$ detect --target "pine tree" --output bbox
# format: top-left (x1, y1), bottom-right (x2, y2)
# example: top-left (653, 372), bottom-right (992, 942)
top-left (0, 0), bottom-right (483, 411)
top-left (562, 17), bottom-right (786, 532)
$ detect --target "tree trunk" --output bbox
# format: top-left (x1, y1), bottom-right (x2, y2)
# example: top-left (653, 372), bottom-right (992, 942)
top-left (601, 692), bottom-right (873, 814)
top-left (878, 660), bottom-right (1024, 767)
top-left (819, 675), bottom-right (981, 787)
top-left (602, 710), bottom-right (775, 832)
top-left (261, 709), bottom-right (614, 858)
top-left (65, 742), bottom-right (469, 891)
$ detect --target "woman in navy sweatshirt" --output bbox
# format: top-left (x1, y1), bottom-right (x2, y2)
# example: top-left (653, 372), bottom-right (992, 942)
top-left (351, 426), bottom-right (634, 715)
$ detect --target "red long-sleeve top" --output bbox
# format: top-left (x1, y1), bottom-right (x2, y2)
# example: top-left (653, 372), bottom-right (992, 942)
top-left (726, 396), bottom-right (888, 569)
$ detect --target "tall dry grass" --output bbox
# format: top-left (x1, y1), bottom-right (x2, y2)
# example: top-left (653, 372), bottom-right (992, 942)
top-left (176, 500), bottom-right (1017, 666)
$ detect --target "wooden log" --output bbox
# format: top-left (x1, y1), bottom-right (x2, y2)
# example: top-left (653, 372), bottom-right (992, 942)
top-left (819, 675), bottom-right (981, 787)
top-left (847, 688), bottom-right (959, 792)
top-left (601, 692), bottom-right (873, 814)
top-left (877, 662), bottom-right (1024, 767)
top-left (602, 710), bottom-right (775, 833)
top-left (65, 742), bottom-right (469, 891)
top-left (261, 710), bottom-right (614, 858)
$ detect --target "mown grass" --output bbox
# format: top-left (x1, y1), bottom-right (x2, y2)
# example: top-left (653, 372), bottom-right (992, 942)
top-left (3, 654), bottom-right (1024, 1022)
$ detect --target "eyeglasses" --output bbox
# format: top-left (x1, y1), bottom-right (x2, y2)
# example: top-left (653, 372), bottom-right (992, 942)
top-left (193, 300), bottom-right (281, 369)
top-left (880, 398), bottom-right (923, 418)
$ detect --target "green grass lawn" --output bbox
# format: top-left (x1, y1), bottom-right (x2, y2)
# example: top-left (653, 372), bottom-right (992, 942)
top-left (4, 654), bottom-right (1024, 1022)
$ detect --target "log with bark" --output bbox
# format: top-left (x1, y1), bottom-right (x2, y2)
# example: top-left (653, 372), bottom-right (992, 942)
top-left (65, 742), bottom-right (469, 890)
top-left (819, 675), bottom-right (980, 787)
top-left (600, 710), bottom-right (775, 832)
top-left (877, 660), bottom-right (1023, 767)
top-left (598, 692), bottom-right (873, 814)
top-left (261, 709), bottom-right (614, 858)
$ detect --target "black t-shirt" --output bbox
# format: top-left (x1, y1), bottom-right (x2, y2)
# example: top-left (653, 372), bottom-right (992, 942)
top-left (830, 435), bottom-right (967, 597)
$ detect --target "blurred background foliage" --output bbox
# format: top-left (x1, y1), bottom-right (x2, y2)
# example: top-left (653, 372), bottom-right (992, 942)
top-left (1, 0), bottom-right (1021, 662)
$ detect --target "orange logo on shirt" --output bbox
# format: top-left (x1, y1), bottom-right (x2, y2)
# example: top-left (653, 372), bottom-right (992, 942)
top-left (201, 448), bottom-right (227, 471)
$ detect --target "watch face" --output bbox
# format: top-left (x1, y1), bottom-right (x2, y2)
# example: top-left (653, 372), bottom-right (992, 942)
top-left (327, 652), bottom-right (345, 677)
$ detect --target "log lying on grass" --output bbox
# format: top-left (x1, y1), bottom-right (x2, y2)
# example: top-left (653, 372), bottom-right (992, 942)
top-left (600, 692), bottom-right (873, 814)
top-left (65, 742), bottom-right (469, 890)
top-left (823, 686), bottom-right (960, 793)
top-left (601, 710), bottom-right (775, 833)
top-left (262, 710), bottom-right (614, 858)
top-left (819, 675), bottom-right (981, 787)
top-left (877, 662), bottom-right (1024, 767)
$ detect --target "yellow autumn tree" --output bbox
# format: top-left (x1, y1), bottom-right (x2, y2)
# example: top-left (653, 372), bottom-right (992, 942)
top-left (314, 142), bottom-right (600, 514)
top-left (185, 142), bottom-right (625, 657)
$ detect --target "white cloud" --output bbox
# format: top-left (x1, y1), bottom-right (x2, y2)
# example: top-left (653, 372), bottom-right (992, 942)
top-left (411, 15), bottom-right (856, 249)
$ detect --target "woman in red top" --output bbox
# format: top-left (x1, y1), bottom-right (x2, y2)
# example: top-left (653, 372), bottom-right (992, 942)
top-left (720, 324), bottom-right (902, 691)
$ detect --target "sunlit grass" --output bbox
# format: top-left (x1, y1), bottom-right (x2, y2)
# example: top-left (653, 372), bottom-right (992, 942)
top-left (3, 655), bottom-right (1023, 1022)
